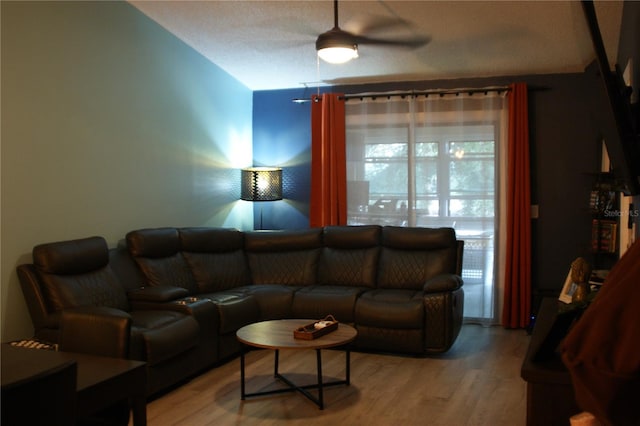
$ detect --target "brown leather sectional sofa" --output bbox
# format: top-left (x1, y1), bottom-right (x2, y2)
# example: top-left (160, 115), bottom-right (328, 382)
top-left (17, 225), bottom-right (464, 396)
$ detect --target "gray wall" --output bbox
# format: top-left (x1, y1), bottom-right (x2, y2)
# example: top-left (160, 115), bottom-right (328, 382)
top-left (617, 0), bottom-right (640, 236)
top-left (1, 1), bottom-right (254, 341)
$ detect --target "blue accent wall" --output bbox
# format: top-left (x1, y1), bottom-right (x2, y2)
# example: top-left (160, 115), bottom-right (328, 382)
top-left (251, 88), bottom-right (314, 229)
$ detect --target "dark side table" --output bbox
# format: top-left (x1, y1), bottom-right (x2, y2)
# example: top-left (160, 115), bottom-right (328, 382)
top-left (520, 298), bottom-right (581, 425)
top-left (1, 344), bottom-right (147, 426)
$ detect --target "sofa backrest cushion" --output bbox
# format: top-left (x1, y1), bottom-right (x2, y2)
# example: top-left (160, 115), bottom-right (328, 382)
top-left (245, 229), bottom-right (322, 285)
top-left (126, 228), bottom-right (198, 293)
top-left (377, 226), bottom-right (459, 289)
top-left (109, 244), bottom-right (148, 292)
top-left (34, 236), bottom-right (109, 275)
top-left (318, 226), bottom-right (381, 287)
top-left (33, 236), bottom-right (129, 312)
top-left (179, 227), bottom-right (251, 292)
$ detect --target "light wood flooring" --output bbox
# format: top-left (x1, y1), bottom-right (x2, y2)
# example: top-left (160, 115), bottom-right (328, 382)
top-left (137, 325), bottom-right (530, 426)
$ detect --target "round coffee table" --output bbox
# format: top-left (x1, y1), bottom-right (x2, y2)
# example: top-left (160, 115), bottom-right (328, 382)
top-left (236, 319), bottom-right (357, 409)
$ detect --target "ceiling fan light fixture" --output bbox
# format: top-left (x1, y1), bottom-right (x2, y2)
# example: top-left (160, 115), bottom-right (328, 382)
top-left (317, 45), bottom-right (358, 64)
top-left (316, 27), bottom-right (359, 64)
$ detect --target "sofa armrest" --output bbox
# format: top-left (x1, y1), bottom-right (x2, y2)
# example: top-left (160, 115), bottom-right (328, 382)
top-left (423, 274), bottom-right (463, 293)
top-left (130, 297), bottom-right (215, 317)
top-left (127, 286), bottom-right (189, 303)
top-left (17, 264), bottom-right (54, 331)
top-left (59, 306), bottom-right (132, 358)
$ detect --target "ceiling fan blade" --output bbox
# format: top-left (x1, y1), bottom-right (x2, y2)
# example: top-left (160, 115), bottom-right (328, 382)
top-left (315, 0), bottom-right (429, 60)
top-left (346, 14), bottom-right (411, 35)
top-left (354, 34), bottom-right (431, 49)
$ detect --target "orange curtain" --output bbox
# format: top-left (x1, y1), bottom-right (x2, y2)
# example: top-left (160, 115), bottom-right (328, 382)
top-left (502, 82), bottom-right (532, 329)
top-left (309, 93), bottom-right (347, 227)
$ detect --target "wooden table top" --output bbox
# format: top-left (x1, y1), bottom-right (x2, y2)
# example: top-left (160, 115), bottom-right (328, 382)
top-left (2, 343), bottom-right (148, 425)
top-left (236, 319), bottom-right (357, 350)
top-left (1, 344), bottom-right (146, 392)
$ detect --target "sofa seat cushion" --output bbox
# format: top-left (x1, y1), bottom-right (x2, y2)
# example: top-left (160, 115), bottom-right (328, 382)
top-left (355, 289), bottom-right (424, 328)
top-left (236, 284), bottom-right (297, 320)
top-left (129, 310), bottom-right (199, 366)
top-left (292, 285), bottom-right (366, 323)
top-left (199, 291), bottom-right (260, 334)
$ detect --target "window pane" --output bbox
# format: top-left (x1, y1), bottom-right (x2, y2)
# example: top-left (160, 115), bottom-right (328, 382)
top-left (449, 199), bottom-right (495, 217)
top-left (449, 140), bottom-right (494, 156)
top-left (416, 142), bottom-right (438, 157)
top-left (365, 143), bottom-right (407, 158)
top-left (416, 199), bottom-right (439, 217)
top-left (416, 161), bottom-right (438, 195)
top-left (450, 160), bottom-right (494, 195)
top-left (365, 163), bottom-right (407, 195)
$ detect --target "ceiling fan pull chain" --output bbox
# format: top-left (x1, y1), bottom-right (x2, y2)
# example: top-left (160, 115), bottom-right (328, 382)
top-left (317, 55), bottom-right (321, 97)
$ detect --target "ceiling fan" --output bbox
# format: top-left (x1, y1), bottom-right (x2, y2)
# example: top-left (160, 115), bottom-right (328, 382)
top-left (315, 0), bottom-right (430, 64)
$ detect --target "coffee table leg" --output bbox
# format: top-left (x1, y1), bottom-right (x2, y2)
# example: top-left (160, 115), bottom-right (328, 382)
top-left (316, 349), bottom-right (324, 410)
top-left (345, 348), bottom-right (351, 385)
top-left (239, 346), bottom-right (350, 410)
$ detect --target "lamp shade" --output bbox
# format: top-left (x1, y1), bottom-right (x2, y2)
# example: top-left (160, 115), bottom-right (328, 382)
top-left (241, 167), bottom-right (283, 201)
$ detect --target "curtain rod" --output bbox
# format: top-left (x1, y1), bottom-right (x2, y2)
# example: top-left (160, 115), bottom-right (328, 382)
top-left (298, 85), bottom-right (547, 103)
top-left (339, 86), bottom-right (511, 101)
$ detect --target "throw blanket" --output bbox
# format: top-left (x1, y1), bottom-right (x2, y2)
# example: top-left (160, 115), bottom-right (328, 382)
top-left (561, 239), bottom-right (640, 426)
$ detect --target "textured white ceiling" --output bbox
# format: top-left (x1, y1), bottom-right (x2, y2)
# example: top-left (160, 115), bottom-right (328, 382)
top-left (129, 0), bottom-right (624, 91)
